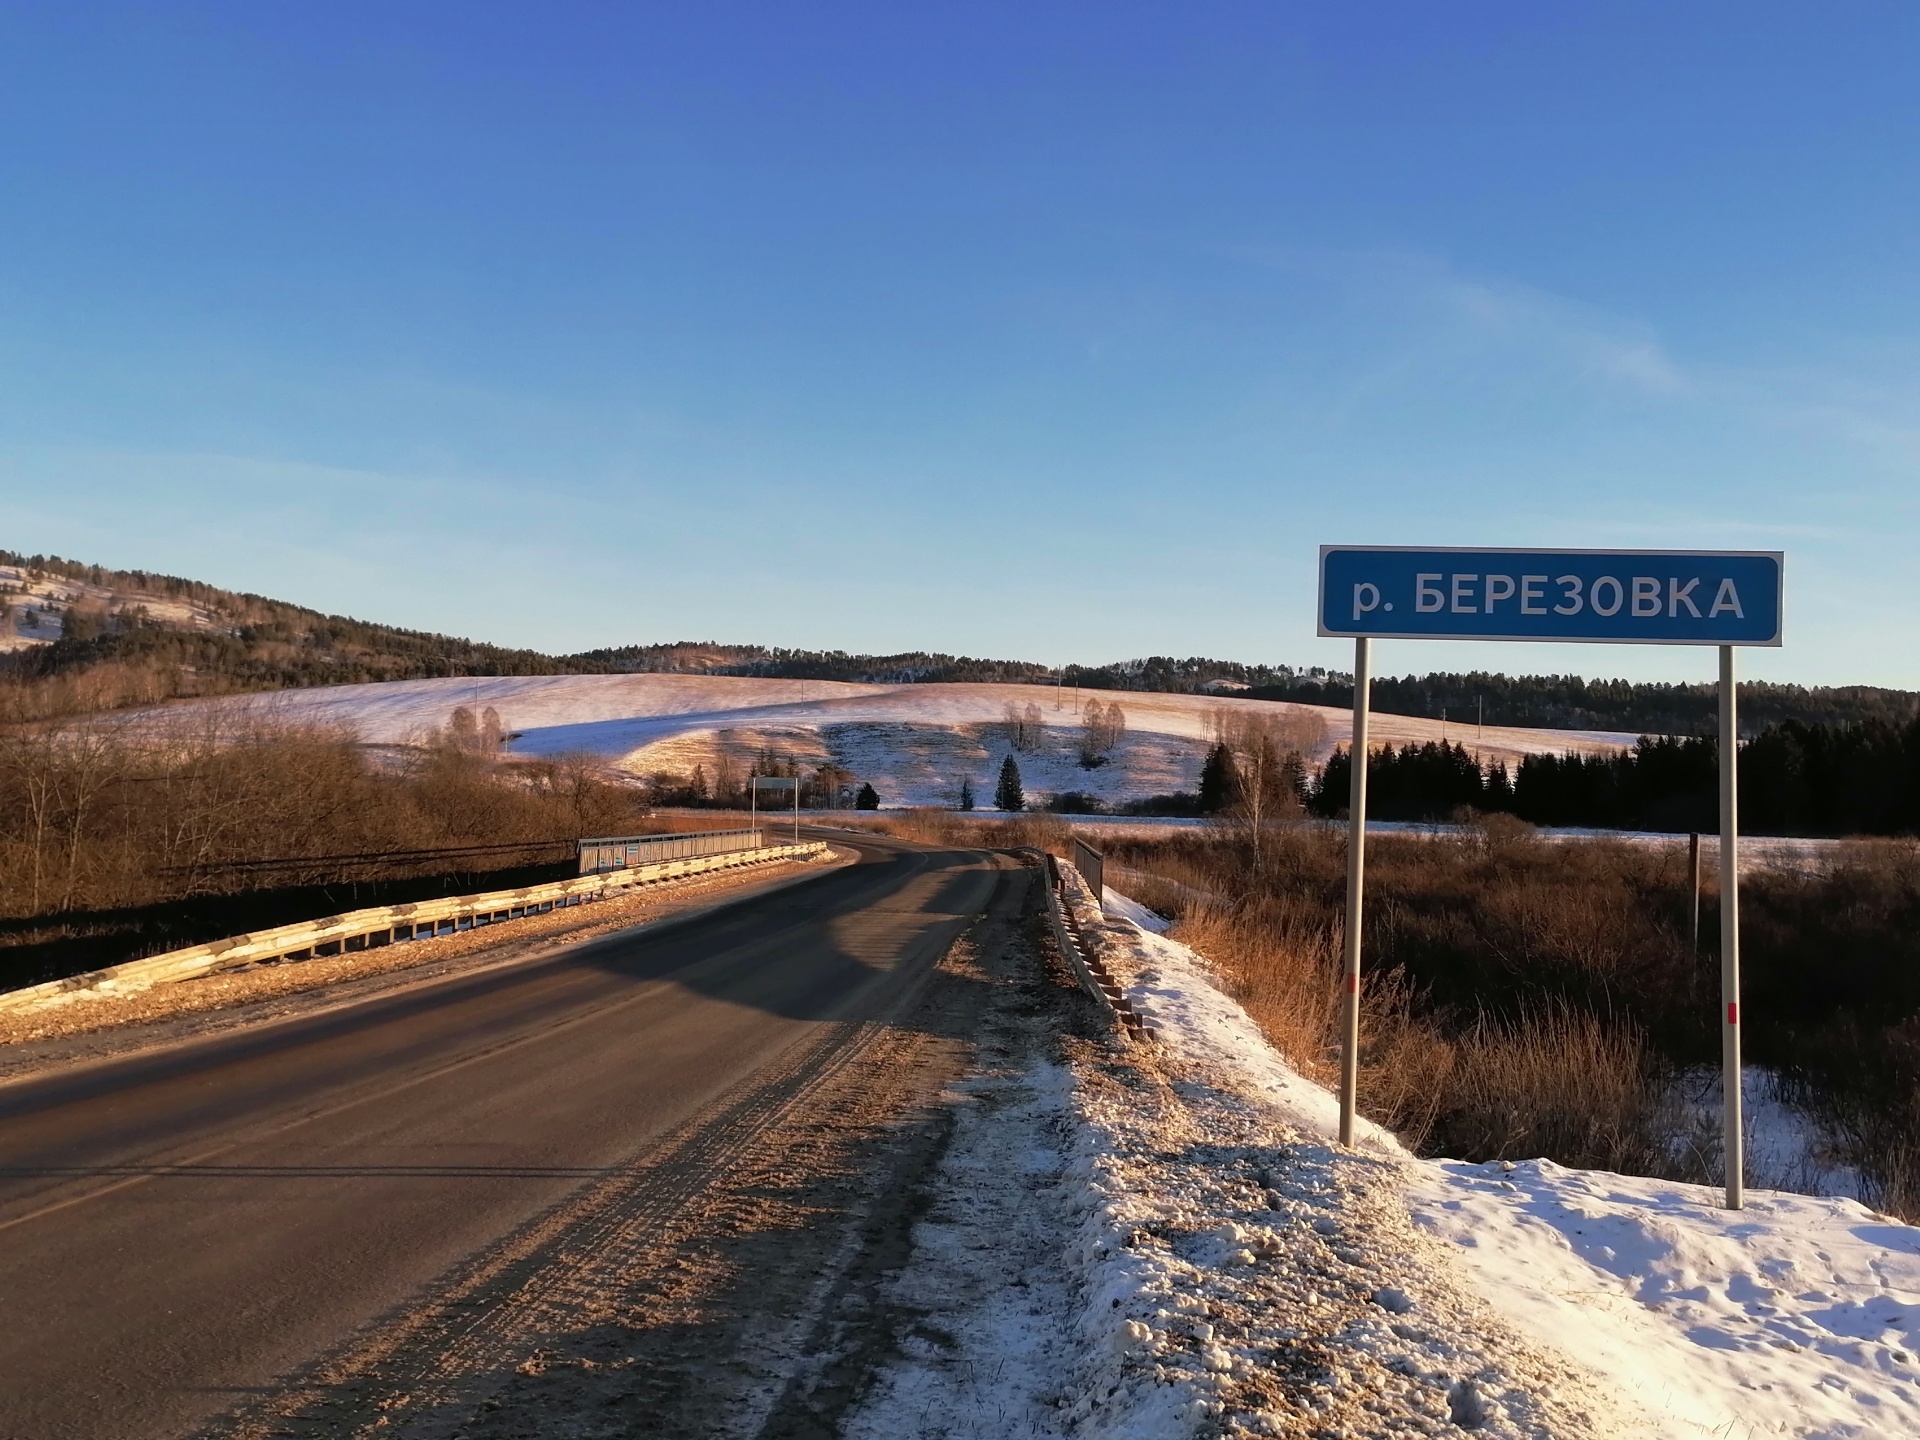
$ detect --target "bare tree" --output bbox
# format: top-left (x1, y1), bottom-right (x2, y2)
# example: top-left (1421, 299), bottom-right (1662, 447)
top-left (1212, 707), bottom-right (1320, 864)
top-left (1004, 703), bottom-right (1046, 753)
top-left (0, 726), bottom-right (61, 912)
top-left (710, 750), bottom-right (741, 807)
top-left (447, 706), bottom-right (479, 751)
top-left (1079, 700), bottom-right (1126, 768)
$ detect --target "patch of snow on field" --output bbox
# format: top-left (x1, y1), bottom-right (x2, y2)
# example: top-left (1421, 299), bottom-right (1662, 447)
top-left (0, 563), bottom-right (225, 652)
top-left (1099, 887), bottom-right (1920, 1440)
top-left (156, 674), bottom-right (1639, 810)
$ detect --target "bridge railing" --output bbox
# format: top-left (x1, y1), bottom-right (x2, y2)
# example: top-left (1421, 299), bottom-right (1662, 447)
top-left (578, 827), bottom-right (764, 875)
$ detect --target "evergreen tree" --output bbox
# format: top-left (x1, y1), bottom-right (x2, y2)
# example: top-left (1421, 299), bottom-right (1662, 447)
top-left (1198, 741), bottom-right (1240, 814)
top-left (855, 782), bottom-right (880, 810)
top-left (958, 777), bottom-right (975, 811)
top-left (995, 756), bottom-right (1024, 812)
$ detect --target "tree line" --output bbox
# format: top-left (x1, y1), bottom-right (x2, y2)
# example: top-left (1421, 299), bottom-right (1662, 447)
top-left (1249, 669), bottom-right (1916, 736)
top-left (1301, 714), bottom-right (1920, 836)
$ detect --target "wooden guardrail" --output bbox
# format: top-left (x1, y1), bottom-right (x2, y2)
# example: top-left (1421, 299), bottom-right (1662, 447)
top-left (0, 842), bottom-right (828, 1016)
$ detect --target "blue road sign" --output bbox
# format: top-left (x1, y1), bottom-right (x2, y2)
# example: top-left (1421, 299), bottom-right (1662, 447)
top-left (1318, 547), bottom-right (1782, 646)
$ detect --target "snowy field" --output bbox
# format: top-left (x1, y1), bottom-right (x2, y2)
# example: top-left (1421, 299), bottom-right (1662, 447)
top-left (169, 672), bottom-right (1638, 810)
top-left (851, 871), bottom-right (1920, 1438)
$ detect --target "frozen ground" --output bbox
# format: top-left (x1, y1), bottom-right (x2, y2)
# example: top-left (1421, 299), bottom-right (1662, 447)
top-left (159, 673), bottom-right (1638, 811)
top-left (857, 871), bottom-right (1920, 1438)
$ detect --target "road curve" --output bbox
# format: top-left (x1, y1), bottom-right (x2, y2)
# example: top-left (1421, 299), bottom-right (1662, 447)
top-left (0, 830), bottom-right (1002, 1440)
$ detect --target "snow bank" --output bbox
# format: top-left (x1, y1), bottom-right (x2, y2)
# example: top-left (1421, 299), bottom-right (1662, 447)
top-left (1100, 888), bottom-right (1171, 935)
top-left (1096, 885), bottom-right (1920, 1440)
top-left (1047, 880), bottom-right (1632, 1437)
top-left (1119, 925), bottom-right (1402, 1160)
top-left (1409, 1161), bottom-right (1920, 1439)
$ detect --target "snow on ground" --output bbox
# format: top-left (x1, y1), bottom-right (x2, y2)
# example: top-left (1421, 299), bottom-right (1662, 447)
top-left (1082, 880), bottom-right (1920, 1439)
top-left (1663, 1067), bottom-right (1869, 1202)
top-left (1035, 866), bottom-right (1633, 1438)
top-left (155, 673), bottom-right (1638, 811)
top-left (839, 1060), bottom-right (1082, 1440)
top-left (1102, 888), bottom-right (1173, 935)
top-left (1408, 1161), bottom-right (1920, 1439)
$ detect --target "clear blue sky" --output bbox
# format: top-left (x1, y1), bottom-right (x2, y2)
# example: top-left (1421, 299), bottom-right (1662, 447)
top-left (3, 4), bottom-right (1916, 686)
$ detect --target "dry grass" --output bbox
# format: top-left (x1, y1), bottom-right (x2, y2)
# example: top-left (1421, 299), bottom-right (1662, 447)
top-left (840, 808), bottom-right (1073, 854)
top-left (1170, 903), bottom-right (1341, 1082)
top-left (1418, 1004), bottom-right (1672, 1173)
top-left (1105, 821), bottom-right (1692, 1177)
top-left (845, 809), bottom-right (1920, 1211)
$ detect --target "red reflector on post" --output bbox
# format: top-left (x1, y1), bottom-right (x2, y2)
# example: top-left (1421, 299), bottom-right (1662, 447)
top-left (1344, 973), bottom-right (1360, 995)
top-left (1726, 1002), bottom-right (1739, 1025)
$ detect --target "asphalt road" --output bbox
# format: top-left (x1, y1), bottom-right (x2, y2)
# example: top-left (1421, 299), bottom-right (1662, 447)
top-left (0, 830), bottom-right (1002, 1440)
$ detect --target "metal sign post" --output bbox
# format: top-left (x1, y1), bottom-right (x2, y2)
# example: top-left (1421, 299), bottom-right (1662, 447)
top-left (1719, 645), bottom-right (1744, 1209)
top-left (1318, 545), bottom-right (1782, 1209)
top-left (1338, 636), bottom-right (1370, 1147)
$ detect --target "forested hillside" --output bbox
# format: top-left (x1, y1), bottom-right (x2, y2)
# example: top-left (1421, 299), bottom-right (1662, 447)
top-left (0, 552), bottom-right (599, 720)
top-left (3, 551), bottom-right (1912, 735)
